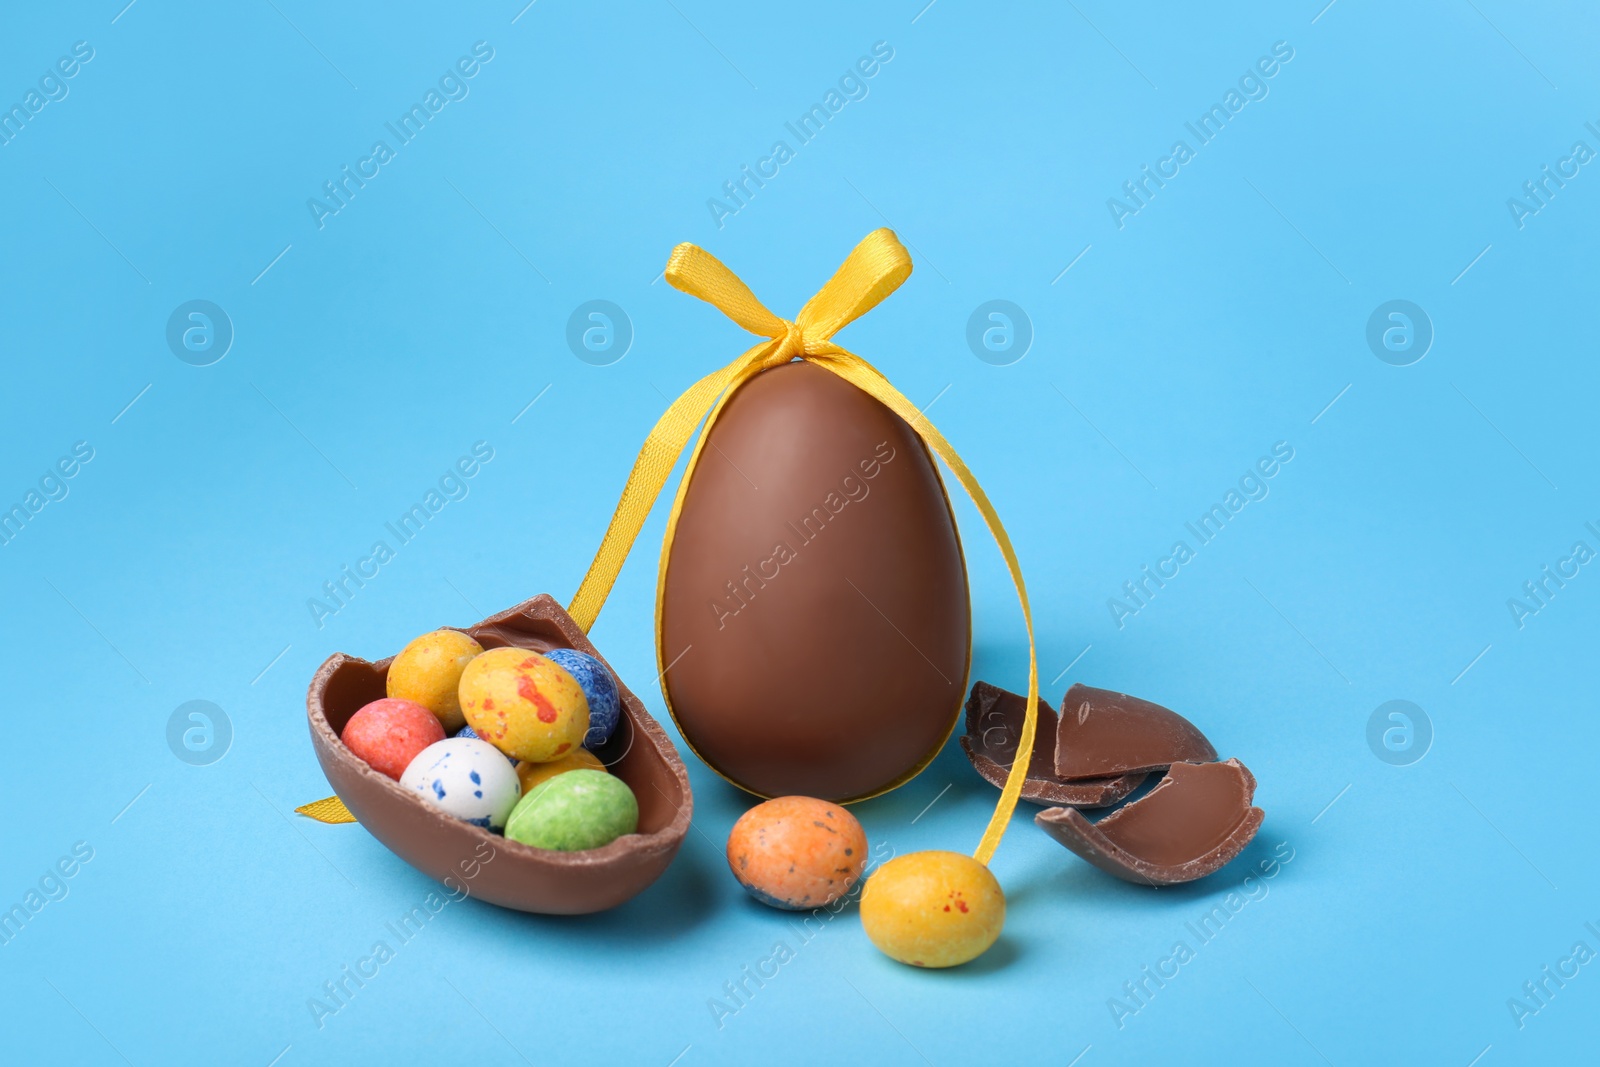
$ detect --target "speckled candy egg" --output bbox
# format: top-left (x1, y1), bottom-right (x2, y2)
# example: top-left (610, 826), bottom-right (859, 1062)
top-left (541, 648), bottom-right (622, 747)
top-left (505, 770), bottom-right (637, 851)
top-left (726, 797), bottom-right (868, 910)
top-left (860, 850), bottom-right (1005, 968)
top-left (516, 748), bottom-right (606, 794)
top-left (456, 724), bottom-right (516, 763)
top-left (387, 629), bottom-right (484, 732)
top-left (458, 647), bottom-right (589, 762)
top-left (342, 698), bottom-right (446, 780)
top-left (400, 737), bottom-right (522, 831)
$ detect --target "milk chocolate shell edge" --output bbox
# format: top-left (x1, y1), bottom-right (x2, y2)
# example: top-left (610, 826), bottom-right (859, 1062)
top-left (1036, 759), bottom-right (1264, 886)
top-left (960, 681), bottom-right (1149, 808)
top-left (306, 594), bottom-right (693, 915)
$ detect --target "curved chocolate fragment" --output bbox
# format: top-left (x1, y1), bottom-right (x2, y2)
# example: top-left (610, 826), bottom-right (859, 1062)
top-left (1036, 759), bottom-right (1263, 885)
top-left (1055, 683), bottom-right (1217, 780)
top-left (960, 682), bottom-right (1146, 808)
top-left (306, 594), bottom-right (692, 915)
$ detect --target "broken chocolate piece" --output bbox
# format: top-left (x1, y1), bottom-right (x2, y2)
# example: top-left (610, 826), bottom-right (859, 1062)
top-left (1055, 683), bottom-right (1217, 780)
top-left (960, 682), bottom-right (1146, 808)
top-left (307, 594), bottom-right (692, 915)
top-left (1036, 759), bottom-right (1263, 885)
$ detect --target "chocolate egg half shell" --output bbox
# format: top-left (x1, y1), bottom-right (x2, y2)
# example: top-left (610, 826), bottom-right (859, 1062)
top-left (659, 361), bottom-right (971, 801)
top-left (307, 595), bottom-right (691, 915)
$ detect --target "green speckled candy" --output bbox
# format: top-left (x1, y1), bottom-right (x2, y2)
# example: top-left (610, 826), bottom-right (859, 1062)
top-left (505, 769), bottom-right (638, 851)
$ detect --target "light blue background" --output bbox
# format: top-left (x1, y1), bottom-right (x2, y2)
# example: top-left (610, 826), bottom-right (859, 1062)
top-left (2, 1), bottom-right (1595, 1063)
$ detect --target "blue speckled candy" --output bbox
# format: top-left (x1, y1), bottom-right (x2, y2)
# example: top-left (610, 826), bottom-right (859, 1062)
top-left (399, 737), bottom-right (521, 831)
top-left (455, 724), bottom-right (516, 763)
top-left (543, 648), bottom-right (622, 747)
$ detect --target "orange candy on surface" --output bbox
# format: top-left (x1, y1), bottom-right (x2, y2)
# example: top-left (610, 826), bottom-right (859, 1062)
top-left (726, 796), bottom-right (868, 911)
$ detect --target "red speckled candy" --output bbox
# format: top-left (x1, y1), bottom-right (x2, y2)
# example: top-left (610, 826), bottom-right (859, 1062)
top-left (726, 796), bottom-right (868, 910)
top-left (342, 698), bottom-right (446, 780)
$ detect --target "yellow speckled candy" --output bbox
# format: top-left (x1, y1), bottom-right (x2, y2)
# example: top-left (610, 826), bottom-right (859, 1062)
top-left (386, 629), bottom-right (484, 732)
top-left (860, 851), bottom-right (1005, 968)
top-left (517, 748), bottom-right (606, 793)
top-left (459, 647), bottom-right (589, 762)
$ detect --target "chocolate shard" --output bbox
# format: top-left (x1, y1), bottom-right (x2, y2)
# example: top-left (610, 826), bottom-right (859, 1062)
top-left (960, 682), bottom-right (1146, 808)
top-left (1036, 759), bottom-right (1264, 885)
top-left (1055, 683), bottom-right (1217, 780)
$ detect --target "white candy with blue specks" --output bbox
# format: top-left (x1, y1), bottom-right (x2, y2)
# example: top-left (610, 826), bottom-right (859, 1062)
top-left (400, 737), bottom-right (521, 830)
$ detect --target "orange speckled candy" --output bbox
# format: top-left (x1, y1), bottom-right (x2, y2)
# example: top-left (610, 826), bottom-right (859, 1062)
top-left (459, 647), bottom-right (589, 762)
top-left (726, 796), bottom-right (868, 910)
top-left (516, 748), bottom-right (606, 793)
top-left (387, 629), bottom-right (484, 732)
top-left (860, 850), bottom-right (1005, 968)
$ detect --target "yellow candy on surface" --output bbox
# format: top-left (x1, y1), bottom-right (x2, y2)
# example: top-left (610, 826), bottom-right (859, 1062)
top-left (860, 850), bottom-right (1005, 968)
top-left (516, 748), bottom-right (607, 793)
top-left (459, 647), bottom-right (589, 763)
top-left (387, 629), bottom-right (484, 732)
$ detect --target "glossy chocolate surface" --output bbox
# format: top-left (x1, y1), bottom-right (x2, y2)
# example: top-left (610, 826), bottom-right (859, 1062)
top-left (960, 681), bottom-right (1146, 807)
top-left (1055, 683), bottom-right (1217, 779)
top-left (659, 361), bottom-right (971, 801)
top-left (1036, 759), bottom-right (1263, 885)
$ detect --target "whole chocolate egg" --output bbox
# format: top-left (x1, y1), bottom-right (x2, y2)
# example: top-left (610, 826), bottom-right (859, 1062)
top-left (659, 360), bottom-right (971, 801)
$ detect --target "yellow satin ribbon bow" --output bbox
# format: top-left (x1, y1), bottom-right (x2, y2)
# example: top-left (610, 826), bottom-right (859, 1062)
top-left (567, 229), bottom-right (1039, 867)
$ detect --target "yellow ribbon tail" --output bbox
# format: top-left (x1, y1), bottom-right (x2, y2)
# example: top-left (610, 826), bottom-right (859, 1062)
top-left (295, 796), bottom-right (357, 823)
top-left (566, 358), bottom-right (751, 632)
top-left (810, 348), bottom-right (1037, 865)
